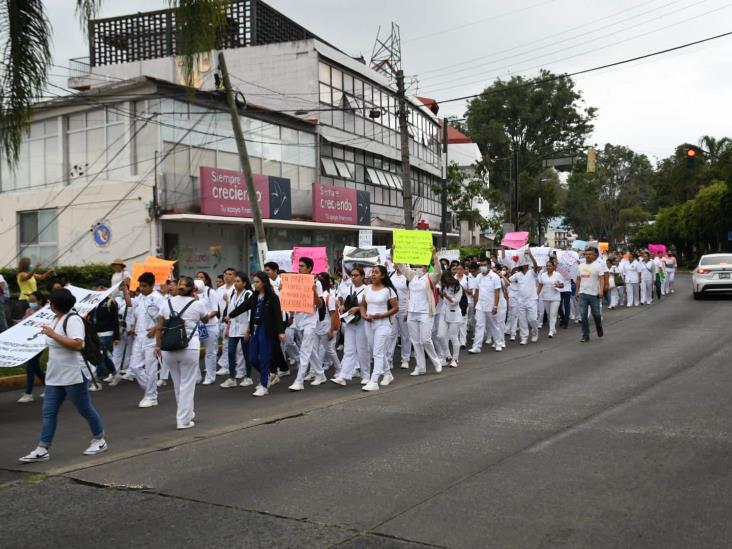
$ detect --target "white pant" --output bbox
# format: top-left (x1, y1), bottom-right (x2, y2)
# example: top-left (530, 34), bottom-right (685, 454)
top-left (284, 325), bottom-right (300, 365)
top-left (340, 320), bottom-right (369, 380)
top-left (407, 312), bottom-right (441, 373)
top-left (202, 324), bottom-right (220, 382)
top-left (471, 307), bottom-right (492, 350)
top-left (626, 282), bottom-right (639, 306)
top-left (112, 333), bottom-right (132, 371)
top-left (388, 313), bottom-right (411, 365)
top-left (537, 297), bottom-right (545, 325)
top-left (163, 348), bottom-right (198, 428)
top-left (129, 339), bottom-right (158, 400)
top-left (543, 300), bottom-right (560, 334)
top-left (458, 314), bottom-right (468, 347)
top-left (432, 312), bottom-right (448, 360)
top-left (492, 304), bottom-right (506, 347)
top-left (665, 269), bottom-right (675, 292)
top-left (570, 293), bottom-right (580, 320)
top-left (293, 319), bottom-right (318, 384)
top-left (438, 320), bottom-right (461, 362)
top-left (608, 288), bottom-right (619, 308)
top-left (506, 301), bottom-right (518, 337)
top-left (640, 280), bottom-right (653, 304)
top-left (518, 300), bottom-right (538, 340)
top-left (366, 319), bottom-right (392, 383)
top-left (316, 332), bottom-right (341, 374)
top-left (218, 334), bottom-right (229, 369)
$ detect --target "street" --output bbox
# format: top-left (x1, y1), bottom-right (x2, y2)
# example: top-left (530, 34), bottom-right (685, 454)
top-left (1, 276), bottom-right (731, 548)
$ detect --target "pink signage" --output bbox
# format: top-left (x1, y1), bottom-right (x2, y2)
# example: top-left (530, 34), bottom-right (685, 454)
top-left (312, 182), bottom-right (358, 225)
top-left (199, 166), bottom-right (270, 218)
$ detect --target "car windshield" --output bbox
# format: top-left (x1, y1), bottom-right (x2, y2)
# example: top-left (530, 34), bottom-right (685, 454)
top-left (700, 255), bottom-right (732, 266)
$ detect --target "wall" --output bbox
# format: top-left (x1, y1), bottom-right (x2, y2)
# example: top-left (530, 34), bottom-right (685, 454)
top-left (162, 220), bottom-right (247, 276)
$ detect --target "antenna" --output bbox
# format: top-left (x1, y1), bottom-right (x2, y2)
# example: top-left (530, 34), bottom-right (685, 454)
top-left (370, 22), bottom-right (402, 83)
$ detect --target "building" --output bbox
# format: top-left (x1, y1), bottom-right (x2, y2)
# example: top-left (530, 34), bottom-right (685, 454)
top-left (545, 227), bottom-right (576, 249)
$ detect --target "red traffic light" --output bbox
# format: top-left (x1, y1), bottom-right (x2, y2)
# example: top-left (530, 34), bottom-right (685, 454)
top-left (687, 148), bottom-right (697, 158)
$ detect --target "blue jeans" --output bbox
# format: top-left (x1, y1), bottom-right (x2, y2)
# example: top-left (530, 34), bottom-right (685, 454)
top-left (40, 381), bottom-right (104, 448)
top-left (25, 353), bottom-right (45, 395)
top-left (248, 326), bottom-right (273, 388)
top-left (96, 335), bottom-right (117, 379)
top-left (228, 336), bottom-right (249, 379)
top-left (579, 294), bottom-right (602, 338)
top-left (558, 292), bottom-right (572, 326)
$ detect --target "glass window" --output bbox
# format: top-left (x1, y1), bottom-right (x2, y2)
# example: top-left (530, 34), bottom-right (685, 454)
top-left (392, 174), bottom-right (403, 190)
top-left (332, 68), bottom-right (342, 90)
top-left (18, 209), bottom-right (58, 265)
top-left (321, 158), bottom-right (338, 177)
top-left (343, 73), bottom-right (353, 94)
top-left (366, 167), bottom-right (379, 185)
top-left (376, 170), bottom-right (393, 189)
top-left (319, 62), bottom-right (330, 84)
top-left (319, 83), bottom-right (331, 105)
top-left (335, 160), bottom-right (351, 179)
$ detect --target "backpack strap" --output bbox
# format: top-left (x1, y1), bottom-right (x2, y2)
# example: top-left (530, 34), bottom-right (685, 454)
top-left (177, 298), bottom-right (197, 317)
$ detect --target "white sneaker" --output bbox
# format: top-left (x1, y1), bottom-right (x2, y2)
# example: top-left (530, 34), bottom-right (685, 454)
top-left (103, 374), bottom-right (114, 383)
top-left (310, 375), bottom-right (327, 386)
top-left (449, 359), bottom-right (458, 367)
top-left (239, 377), bottom-right (253, 387)
top-left (88, 382), bottom-right (102, 392)
top-left (19, 447), bottom-right (49, 463)
top-left (336, 344), bottom-right (344, 351)
top-left (548, 331), bottom-right (555, 338)
top-left (380, 373), bottom-right (394, 386)
top-left (358, 377), bottom-right (369, 385)
top-left (108, 373), bottom-right (122, 387)
top-left (156, 379), bottom-right (167, 387)
top-left (40, 392), bottom-right (44, 399)
top-left (304, 373), bottom-right (315, 382)
top-left (177, 421), bottom-right (195, 430)
top-left (216, 367), bottom-right (228, 376)
top-left (121, 372), bottom-right (135, 381)
top-left (253, 385), bottom-right (269, 397)
top-left (530, 334), bottom-right (538, 343)
top-left (219, 378), bottom-right (238, 388)
top-left (17, 393), bottom-right (34, 403)
top-left (83, 438), bottom-right (108, 456)
top-left (288, 382), bottom-right (305, 392)
top-left (202, 379), bottom-right (215, 385)
top-left (269, 374), bottom-right (280, 386)
top-left (330, 377), bottom-right (347, 386)
top-left (277, 369), bottom-right (291, 377)
top-left (434, 362), bottom-right (443, 374)
top-left (509, 336), bottom-right (516, 341)
top-left (400, 361), bottom-right (410, 369)
top-left (410, 369), bottom-right (426, 376)
top-left (520, 338), bottom-right (528, 345)
top-left (235, 374), bottom-right (245, 380)
top-left (362, 381), bottom-right (380, 392)
top-left (138, 398), bottom-right (158, 408)
top-left (468, 347), bottom-right (481, 354)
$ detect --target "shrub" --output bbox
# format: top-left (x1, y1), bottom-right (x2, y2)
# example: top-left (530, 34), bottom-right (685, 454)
top-left (0, 264), bottom-right (114, 296)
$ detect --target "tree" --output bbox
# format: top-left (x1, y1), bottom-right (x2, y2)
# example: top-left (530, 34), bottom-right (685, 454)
top-left (698, 135), bottom-right (731, 165)
top-left (0, 0), bottom-right (227, 165)
top-left (439, 160), bottom-right (491, 227)
top-left (464, 70), bottom-right (597, 228)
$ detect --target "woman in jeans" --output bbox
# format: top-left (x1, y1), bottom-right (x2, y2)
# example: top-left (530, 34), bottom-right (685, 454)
top-left (19, 289), bottom-right (107, 463)
top-left (17, 291), bottom-right (47, 403)
top-left (89, 279), bottom-right (120, 392)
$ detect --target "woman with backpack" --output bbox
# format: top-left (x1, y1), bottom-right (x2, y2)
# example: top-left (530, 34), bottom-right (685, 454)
top-left (436, 270), bottom-right (464, 368)
top-left (155, 276), bottom-right (207, 430)
top-left (19, 288), bottom-right (107, 463)
top-left (331, 267), bottom-right (369, 387)
top-left (219, 272), bottom-right (253, 389)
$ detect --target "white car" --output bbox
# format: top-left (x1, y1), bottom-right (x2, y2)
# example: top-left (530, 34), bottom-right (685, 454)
top-left (692, 253), bottom-right (732, 299)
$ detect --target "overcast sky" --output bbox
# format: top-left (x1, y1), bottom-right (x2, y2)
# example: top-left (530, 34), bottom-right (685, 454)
top-left (45, 0), bottom-right (732, 160)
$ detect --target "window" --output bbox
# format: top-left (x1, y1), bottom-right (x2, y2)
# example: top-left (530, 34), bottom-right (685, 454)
top-left (335, 160), bottom-right (351, 178)
top-left (2, 119), bottom-right (60, 191)
top-left (18, 209), bottom-right (58, 264)
top-left (321, 158), bottom-right (338, 177)
top-left (67, 106), bottom-right (128, 182)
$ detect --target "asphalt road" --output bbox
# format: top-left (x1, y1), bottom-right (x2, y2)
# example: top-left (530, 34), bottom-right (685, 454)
top-left (2, 275), bottom-right (731, 548)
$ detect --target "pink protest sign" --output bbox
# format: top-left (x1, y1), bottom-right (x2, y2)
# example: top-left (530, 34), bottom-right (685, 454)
top-left (648, 244), bottom-right (667, 256)
top-left (312, 182), bottom-right (358, 225)
top-left (199, 166), bottom-right (270, 218)
top-left (501, 231), bottom-right (529, 250)
top-left (292, 246), bottom-right (329, 273)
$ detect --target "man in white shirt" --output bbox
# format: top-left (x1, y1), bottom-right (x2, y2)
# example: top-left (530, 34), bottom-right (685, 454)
top-left (639, 252), bottom-right (656, 305)
top-left (468, 259), bottom-right (499, 353)
top-left (508, 251), bottom-right (540, 345)
top-left (576, 247), bottom-right (606, 342)
top-left (620, 253), bottom-right (641, 307)
top-left (288, 256), bottom-right (324, 391)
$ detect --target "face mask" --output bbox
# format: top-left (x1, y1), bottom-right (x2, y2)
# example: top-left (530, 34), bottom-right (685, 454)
top-left (479, 266), bottom-right (489, 274)
top-left (417, 267), bottom-right (427, 276)
top-left (29, 302), bottom-right (39, 310)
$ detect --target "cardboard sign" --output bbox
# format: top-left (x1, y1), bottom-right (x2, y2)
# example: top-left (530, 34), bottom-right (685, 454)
top-left (292, 247), bottom-right (328, 274)
top-left (648, 243), bottom-right (667, 256)
top-left (0, 283), bottom-right (121, 368)
top-left (501, 231), bottom-right (529, 250)
top-left (143, 257), bottom-right (176, 285)
top-left (393, 230), bottom-right (433, 265)
top-left (530, 246), bottom-right (552, 267)
top-left (129, 263), bottom-right (146, 291)
top-left (265, 250), bottom-right (293, 273)
top-left (279, 273), bottom-right (315, 313)
top-left (599, 242), bottom-right (609, 253)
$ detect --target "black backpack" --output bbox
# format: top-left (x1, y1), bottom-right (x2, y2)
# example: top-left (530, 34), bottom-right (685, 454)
top-left (160, 299), bottom-right (197, 351)
top-left (63, 312), bottom-right (103, 368)
top-left (343, 289), bottom-right (362, 324)
top-left (459, 291), bottom-right (469, 316)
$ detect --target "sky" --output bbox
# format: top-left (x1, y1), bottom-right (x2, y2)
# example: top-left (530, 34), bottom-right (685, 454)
top-left (44, 0), bottom-right (732, 161)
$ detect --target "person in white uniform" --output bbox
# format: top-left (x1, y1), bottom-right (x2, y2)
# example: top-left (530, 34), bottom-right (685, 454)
top-left (437, 270), bottom-right (464, 366)
top-left (621, 253), bottom-right (641, 307)
top-left (469, 260), bottom-right (502, 353)
top-left (360, 265), bottom-right (399, 391)
top-left (664, 251), bottom-right (678, 293)
top-left (536, 260), bottom-right (564, 337)
top-left (288, 257), bottom-right (324, 391)
top-left (156, 276), bottom-right (207, 430)
top-left (606, 258), bottom-right (620, 309)
top-left (112, 283), bottom-right (134, 384)
top-left (128, 272), bottom-right (165, 408)
top-left (388, 266), bottom-right (412, 369)
top-left (639, 252), bottom-right (656, 305)
top-left (452, 263), bottom-right (470, 348)
top-left (313, 272), bottom-right (341, 381)
top-left (331, 267), bottom-right (369, 386)
top-left (194, 273), bottom-right (220, 385)
top-left (219, 272), bottom-right (253, 388)
top-left (508, 250), bottom-right (540, 345)
top-left (215, 268), bottom-right (236, 376)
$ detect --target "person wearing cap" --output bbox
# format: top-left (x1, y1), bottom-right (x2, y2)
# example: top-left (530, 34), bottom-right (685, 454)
top-left (110, 259), bottom-right (131, 292)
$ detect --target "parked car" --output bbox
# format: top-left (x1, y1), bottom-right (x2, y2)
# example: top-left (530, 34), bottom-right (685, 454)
top-left (692, 254), bottom-right (732, 299)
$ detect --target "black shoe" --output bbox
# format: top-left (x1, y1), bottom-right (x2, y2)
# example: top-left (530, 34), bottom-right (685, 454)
top-left (597, 326), bottom-right (604, 338)
top-left (580, 336), bottom-right (590, 343)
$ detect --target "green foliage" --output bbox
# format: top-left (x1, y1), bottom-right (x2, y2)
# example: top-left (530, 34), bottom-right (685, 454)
top-left (435, 161), bottom-right (491, 226)
top-left (173, 0), bottom-right (229, 88)
top-left (458, 246), bottom-right (484, 261)
top-left (0, 264), bottom-right (113, 296)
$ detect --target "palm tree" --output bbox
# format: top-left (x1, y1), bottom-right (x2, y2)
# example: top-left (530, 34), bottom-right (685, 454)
top-left (0, 0), bottom-right (228, 166)
top-left (698, 135), bottom-right (732, 164)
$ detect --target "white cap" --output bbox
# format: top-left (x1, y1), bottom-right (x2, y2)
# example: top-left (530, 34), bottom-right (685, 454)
top-left (194, 279), bottom-right (206, 293)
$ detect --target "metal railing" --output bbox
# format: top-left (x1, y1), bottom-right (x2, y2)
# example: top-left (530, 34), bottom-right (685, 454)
top-left (68, 57), bottom-right (91, 77)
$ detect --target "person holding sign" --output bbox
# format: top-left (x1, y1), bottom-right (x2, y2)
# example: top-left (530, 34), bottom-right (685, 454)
top-left (359, 266), bottom-right (399, 391)
top-left (508, 250), bottom-right (540, 345)
top-left (536, 260), bottom-right (564, 338)
top-left (331, 267), bottom-right (369, 387)
top-left (313, 273), bottom-right (341, 383)
top-left (396, 247), bottom-right (443, 377)
top-left (16, 257), bottom-right (54, 310)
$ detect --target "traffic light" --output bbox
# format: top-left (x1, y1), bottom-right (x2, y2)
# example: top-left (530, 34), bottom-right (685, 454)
top-left (686, 147), bottom-right (697, 168)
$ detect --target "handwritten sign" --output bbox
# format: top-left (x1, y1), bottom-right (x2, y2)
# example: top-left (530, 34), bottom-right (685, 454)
top-left (279, 273), bottom-right (315, 313)
top-left (437, 249), bottom-right (460, 263)
top-left (648, 243), bottom-right (667, 256)
top-left (0, 283), bottom-right (121, 368)
top-left (393, 230), bottom-right (433, 265)
top-left (265, 250), bottom-right (293, 273)
top-left (359, 230), bottom-right (373, 248)
top-left (530, 246), bottom-right (552, 267)
top-left (292, 247), bottom-right (328, 273)
top-left (143, 257), bottom-right (176, 285)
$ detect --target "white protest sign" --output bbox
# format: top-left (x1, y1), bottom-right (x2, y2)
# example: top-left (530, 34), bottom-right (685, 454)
top-left (375, 246), bottom-right (390, 266)
top-left (0, 283), bottom-right (121, 368)
top-left (265, 250), bottom-right (293, 273)
top-left (358, 230), bottom-right (373, 248)
top-left (530, 246), bottom-right (552, 267)
top-left (436, 249), bottom-right (460, 263)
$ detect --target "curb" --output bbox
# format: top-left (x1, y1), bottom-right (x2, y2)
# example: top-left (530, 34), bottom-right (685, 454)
top-left (0, 374), bottom-right (38, 393)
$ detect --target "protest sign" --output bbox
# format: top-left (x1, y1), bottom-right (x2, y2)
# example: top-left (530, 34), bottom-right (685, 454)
top-left (529, 246), bottom-right (552, 267)
top-left (375, 246), bottom-right (390, 266)
top-left (359, 230), bottom-right (373, 248)
top-left (599, 242), bottom-right (609, 253)
top-left (342, 246), bottom-right (381, 277)
top-left (0, 283), bottom-right (121, 368)
top-left (129, 263), bottom-right (145, 291)
top-left (648, 243), bottom-right (667, 256)
top-left (279, 273), bottom-right (315, 313)
top-left (571, 239), bottom-right (587, 250)
top-left (265, 250), bottom-right (293, 273)
top-left (292, 247), bottom-right (328, 273)
top-left (140, 257), bottom-right (176, 285)
top-left (501, 231), bottom-right (529, 250)
top-left (436, 249), bottom-right (460, 263)
top-left (393, 230), bottom-right (433, 265)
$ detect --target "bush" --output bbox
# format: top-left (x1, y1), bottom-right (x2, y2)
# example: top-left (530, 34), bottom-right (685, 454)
top-left (0, 264), bottom-right (114, 296)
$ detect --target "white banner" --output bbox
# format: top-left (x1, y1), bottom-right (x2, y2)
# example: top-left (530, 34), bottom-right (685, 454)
top-left (265, 250), bottom-right (293, 273)
top-left (530, 246), bottom-right (553, 267)
top-left (358, 230), bottom-right (373, 248)
top-left (436, 249), bottom-right (460, 263)
top-left (0, 283), bottom-right (120, 368)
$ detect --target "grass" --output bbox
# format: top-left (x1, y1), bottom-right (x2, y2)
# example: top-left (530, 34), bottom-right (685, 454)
top-left (0, 349), bottom-right (48, 378)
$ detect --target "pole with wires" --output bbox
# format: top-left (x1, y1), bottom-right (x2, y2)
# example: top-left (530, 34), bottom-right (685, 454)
top-left (396, 69), bottom-right (414, 230)
top-left (218, 51), bottom-right (269, 269)
top-left (441, 116), bottom-right (449, 248)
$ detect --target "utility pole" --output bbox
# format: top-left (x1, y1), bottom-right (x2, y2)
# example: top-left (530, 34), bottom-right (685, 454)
top-left (441, 117), bottom-right (449, 248)
top-left (396, 69), bottom-right (414, 229)
top-left (513, 148), bottom-right (519, 229)
top-left (538, 196), bottom-right (542, 245)
top-left (218, 52), bottom-right (268, 269)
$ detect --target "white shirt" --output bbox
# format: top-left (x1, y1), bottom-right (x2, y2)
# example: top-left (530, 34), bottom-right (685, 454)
top-left (270, 276), bottom-right (282, 297)
top-left (46, 313), bottom-right (87, 386)
top-left (509, 270), bottom-right (538, 304)
top-left (115, 296), bottom-right (134, 331)
top-left (578, 260), bottom-right (606, 296)
top-left (442, 285), bottom-right (464, 323)
top-left (133, 291), bottom-right (165, 348)
top-left (294, 279), bottom-right (323, 329)
top-left (316, 291), bottom-right (338, 335)
top-left (200, 287), bottom-right (219, 327)
top-left (407, 274), bottom-right (431, 314)
top-left (639, 260), bottom-right (656, 281)
top-left (538, 272), bottom-right (563, 302)
top-left (161, 295), bottom-right (207, 351)
top-left (227, 289), bottom-right (252, 338)
top-left (475, 273), bottom-right (494, 311)
top-left (217, 284), bottom-right (235, 317)
top-left (621, 259), bottom-right (640, 283)
top-left (365, 286), bottom-right (396, 316)
top-left (389, 272), bottom-right (410, 311)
